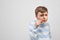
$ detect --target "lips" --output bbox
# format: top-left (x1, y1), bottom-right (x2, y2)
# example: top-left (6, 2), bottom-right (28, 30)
top-left (42, 20), bottom-right (46, 22)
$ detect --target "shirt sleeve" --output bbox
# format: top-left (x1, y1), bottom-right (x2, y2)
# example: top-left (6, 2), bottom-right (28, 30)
top-left (28, 20), bottom-right (39, 40)
top-left (49, 23), bottom-right (52, 39)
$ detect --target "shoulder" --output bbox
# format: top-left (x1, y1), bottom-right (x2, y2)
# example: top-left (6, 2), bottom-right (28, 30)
top-left (29, 19), bottom-right (36, 25)
top-left (28, 19), bottom-right (36, 28)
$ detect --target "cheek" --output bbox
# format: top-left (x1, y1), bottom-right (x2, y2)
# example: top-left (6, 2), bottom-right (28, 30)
top-left (40, 17), bottom-right (43, 19)
top-left (45, 16), bottom-right (48, 19)
top-left (36, 16), bottom-right (43, 20)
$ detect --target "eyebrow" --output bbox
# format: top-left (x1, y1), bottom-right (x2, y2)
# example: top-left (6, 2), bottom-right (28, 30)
top-left (40, 14), bottom-right (48, 16)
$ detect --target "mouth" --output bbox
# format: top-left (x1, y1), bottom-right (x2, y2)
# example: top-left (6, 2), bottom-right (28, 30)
top-left (42, 20), bottom-right (46, 22)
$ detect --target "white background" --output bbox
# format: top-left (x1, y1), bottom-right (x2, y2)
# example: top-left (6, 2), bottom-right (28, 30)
top-left (0, 0), bottom-right (60, 40)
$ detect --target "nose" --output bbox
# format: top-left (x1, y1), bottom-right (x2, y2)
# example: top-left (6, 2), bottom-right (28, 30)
top-left (43, 16), bottom-right (45, 19)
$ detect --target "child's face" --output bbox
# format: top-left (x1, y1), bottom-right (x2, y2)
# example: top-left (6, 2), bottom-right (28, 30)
top-left (36, 12), bottom-right (48, 23)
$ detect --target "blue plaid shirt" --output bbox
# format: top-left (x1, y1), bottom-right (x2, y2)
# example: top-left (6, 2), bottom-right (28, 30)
top-left (28, 19), bottom-right (51, 40)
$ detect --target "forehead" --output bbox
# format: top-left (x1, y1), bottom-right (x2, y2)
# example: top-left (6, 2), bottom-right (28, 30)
top-left (38, 12), bottom-right (48, 15)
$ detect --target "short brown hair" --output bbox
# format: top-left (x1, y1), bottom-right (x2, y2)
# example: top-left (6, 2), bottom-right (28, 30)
top-left (35, 6), bottom-right (48, 16)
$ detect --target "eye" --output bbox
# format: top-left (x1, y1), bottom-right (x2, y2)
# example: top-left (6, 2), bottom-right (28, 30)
top-left (40, 14), bottom-right (43, 16)
top-left (45, 14), bottom-right (47, 16)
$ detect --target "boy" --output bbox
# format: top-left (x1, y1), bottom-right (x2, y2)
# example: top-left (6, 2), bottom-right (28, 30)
top-left (28, 6), bottom-right (51, 40)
